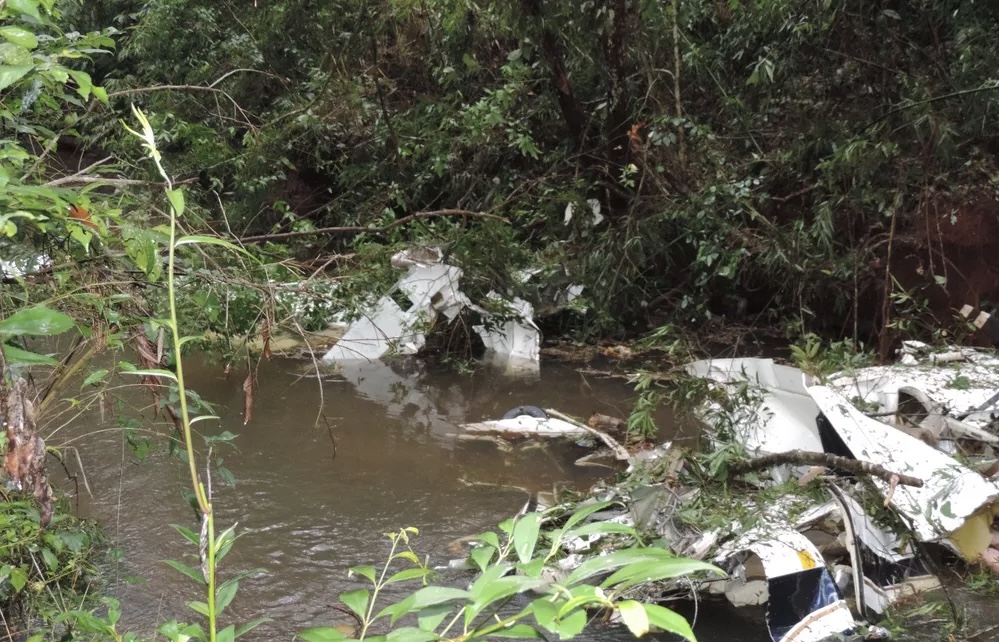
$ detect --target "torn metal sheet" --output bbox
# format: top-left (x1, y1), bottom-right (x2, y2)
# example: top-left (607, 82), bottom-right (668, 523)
top-left (687, 358), bottom-right (825, 456)
top-left (810, 385), bottom-right (999, 560)
top-left (828, 342), bottom-right (999, 434)
top-left (829, 487), bottom-right (941, 616)
top-left (473, 294), bottom-right (541, 373)
top-left (322, 295), bottom-right (426, 361)
top-left (714, 529), bottom-right (858, 642)
top-left (323, 253), bottom-right (542, 369)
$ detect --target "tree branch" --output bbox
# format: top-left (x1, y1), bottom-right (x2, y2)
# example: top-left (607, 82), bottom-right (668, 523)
top-left (238, 209), bottom-right (510, 244)
top-left (729, 449), bottom-right (924, 487)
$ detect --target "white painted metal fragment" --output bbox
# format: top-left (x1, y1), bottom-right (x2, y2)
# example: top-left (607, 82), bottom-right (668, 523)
top-left (810, 385), bottom-right (999, 560)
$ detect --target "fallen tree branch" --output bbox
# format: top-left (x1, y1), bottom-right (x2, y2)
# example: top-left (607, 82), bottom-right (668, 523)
top-left (43, 175), bottom-right (198, 188)
top-left (238, 209), bottom-right (510, 244)
top-left (729, 449), bottom-right (924, 487)
top-left (545, 408), bottom-right (631, 461)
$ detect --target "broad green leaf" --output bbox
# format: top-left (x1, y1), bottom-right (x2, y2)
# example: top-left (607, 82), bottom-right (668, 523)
top-left (466, 576), bottom-right (549, 622)
top-left (217, 624), bottom-right (235, 642)
top-left (512, 512), bottom-right (542, 564)
top-left (643, 603), bottom-right (696, 642)
top-left (163, 559), bottom-right (205, 584)
top-left (9, 565), bottom-right (28, 592)
top-left (298, 627), bottom-right (348, 641)
top-left (166, 188), bottom-right (185, 216)
top-left (489, 624), bottom-right (544, 639)
top-left (559, 502), bottom-right (618, 533)
top-left (339, 588), bottom-right (369, 619)
top-left (561, 521), bottom-right (637, 541)
top-left (557, 608), bottom-right (587, 639)
top-left (0, 63), bottom-right (32, 91)
top-left (0, 305), bottom-right (74, 336)
top-left (378, 586), bottom-right (471, 625)
top-left (82, 368), bottom-right (109, 387)
top-left (531, 598), bottom-right (558, 633)
top-left (469, 545), bottom-right (495, 572)
top-left (0, 27), bottom-right (37, 49)
top-left (416, 603), bottom-right (451, 632)
top-left (349, 565), bottom-right (377, 583)
top-left (175, 234), bottom-right (247, 254)
top-left (186, 600), bottom-right (210, 616)
top-left (216, 578), bottom-right (239, 613)
top-left (564, 548), bottom-right (676, 586)
top-left (41, 547), bottom-right (58, 571)
top-left (476, 531), bottom-right (500, 549)
top-left (120, 368), bottom-right (178, 382)
top-left (170, 524), bottom-right (199, 545)
top-left (1, 343), bottom-right (57, 365)
top-left (67, 69), bottom-right (92, 100)
top-left (92, 85), bottom-right (108, 104)
top-left (617, 600), bottom-right (649, 637)
top-left (385, 566), bottom-right (432, 585)
top-left (601, 558), bottom-right (724, 591)
top-left (7, 0), bottom-right (42, 20)
top-left (385, 627), bottom-right (438, 642)
top-left (234, 617), bottom-right (272, 638)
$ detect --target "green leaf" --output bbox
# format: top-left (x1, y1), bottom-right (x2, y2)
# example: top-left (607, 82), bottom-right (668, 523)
top-left (379, 586), bottom-right (471, 625)
top-left (7, 0), bottom-right (42, 20)
top-left (561, 521), bottom-right (637, 543)
top-left (175, 234), bottom-right (248, 255)
top-left (41, 547), bottom-right (58, 571)
top-left (512, 512), bottom-right (542, 564)
top-left (0, 305), bottom-right (74, 336)
top-left (1, 343), bottom-right (57, 365)
top-left (217, 579), bottom-right (239, 613)
top-left (0, 27), bottom-right (38, 49)
top-left (467, 576), bottom-right (549, 622)
top-left (489, 624), bottom-right (544, 639)
top-left (166, 188), bottom-right (185, 216)
top-left (298, 627), bottom-right (348, 641)
top-left (340, 588), bottom-right (369, 619)
top-left (186, 600), bottom-right (210, 617)
top-left (557, 608), bottom-right (587, 639)
top-left (9, 566), bottom-right (28, 592)
top-left (416, 603), bottom-right (451, 633)
top-left (349, 565), bottom-right (377, 583)
top-left (643, 603), bottom-right (696, 642)
top-left (385, 566), bottom-right (431, 585)
top-left (617, 600), bottom-right (649, 637)
top-left (121, 368), bottom-right (178, 381)
top-left (67, 69), bottom-right (92, 100)
top-left (564, 548), bottom-right (675, 586)
top-left (170, 523), bottom-right (200, 546)
top-left (217, 624), bottom-right (235, 642)
top-left (92, 85), bottom-right (108, 104)
top-left (0, 64), bottom-right (33, 91)
top-left (601, 558), bottom-right (723, 591)
top-left (469, 545), bottom-right (495, 572)
top-left (163, 559), bottom-right (205, 584)
top-left (385, 628), bottom-right (438, 642)
top-left (234, 617), bottom-right (271, 638)
top-left (82, 368), bottom-right (109, 387)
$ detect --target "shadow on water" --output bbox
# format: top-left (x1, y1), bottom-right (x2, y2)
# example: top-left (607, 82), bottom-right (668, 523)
top-left (52, 355), bottom-right (766, 641)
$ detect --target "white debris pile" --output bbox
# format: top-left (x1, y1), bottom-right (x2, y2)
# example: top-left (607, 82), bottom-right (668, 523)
top-left (322, 247), bottom-right (563, 373)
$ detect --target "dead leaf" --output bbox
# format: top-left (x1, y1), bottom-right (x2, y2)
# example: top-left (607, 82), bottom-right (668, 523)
top-left (4, 378), bottom-right (55, 527)
top-left (242, 374), bottom-right (253, 425)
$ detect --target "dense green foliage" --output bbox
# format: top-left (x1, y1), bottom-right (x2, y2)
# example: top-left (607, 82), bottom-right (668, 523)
top-left (58, 0), bottom-right (999, 343)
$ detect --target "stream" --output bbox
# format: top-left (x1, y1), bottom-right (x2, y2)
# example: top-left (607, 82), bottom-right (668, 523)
top-left (53, 355), bottom-right (770, 641)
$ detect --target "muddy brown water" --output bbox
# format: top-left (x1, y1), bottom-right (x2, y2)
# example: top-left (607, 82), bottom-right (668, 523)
top-left (51, 355), bottom-right (770, 641)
